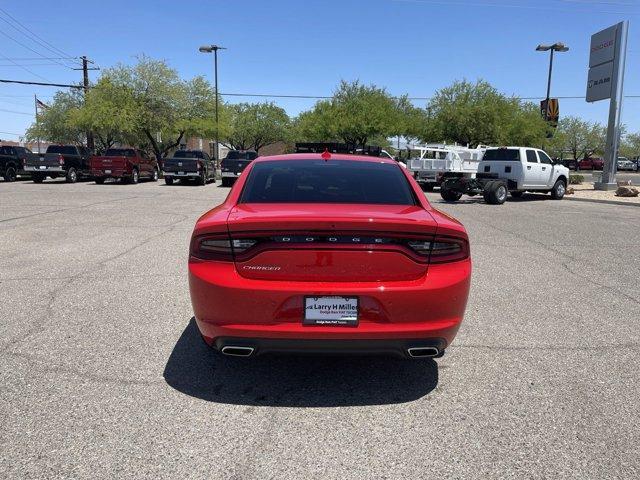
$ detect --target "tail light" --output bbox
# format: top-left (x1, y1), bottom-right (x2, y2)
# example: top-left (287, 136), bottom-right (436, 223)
top-left (58, 154), bottom-right (65, 165)
top-left (190, 234), bottom-right (257, 261)
top-left (192, 232), bottom-right (468, 264)
top-left (407, 235), bottom-right (469, 264)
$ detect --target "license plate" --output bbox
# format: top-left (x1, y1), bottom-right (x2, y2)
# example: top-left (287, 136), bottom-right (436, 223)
top-left (304, 296), bottom-right (358, 326)
top-left (178, 171), bottom-right (184, 175)
top-left (104, 170), bottom-right (111, 174)
top-left (39, 165), bottom-right (47, 170)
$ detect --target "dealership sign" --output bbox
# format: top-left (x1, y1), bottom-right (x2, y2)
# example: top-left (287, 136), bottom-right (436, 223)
top-left (589, 24), bottom-right (617, 68)
top-left (586, 21), bottom-right (629, 189)
top-left (586, 61), bottom-right (613, 102)
top-left (586, 23), bottom-right (621, 102)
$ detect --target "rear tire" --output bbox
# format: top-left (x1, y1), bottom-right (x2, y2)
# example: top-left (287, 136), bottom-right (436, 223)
top-left (130, 168), bottom-right (139, 184)
top-left (421, 183), bottom-right (434, 192)
top-left (95, 177), bottom-right (105, 185)
top-left (488, 181), bottom-right (508, 205)
top-left (550, 179), bottom-right (566, 200)
top-left (32, 174), bottom-right (45, 183)
top-left (221, 177), bottom-right (232, 187)
top-left (151, 168), bottom-right (159, 182)
top-left (4, 167), bottom-right (17, 182)
top-left (440, 187), bottom-right (463, 202)
top-left (164, 177), bottom-right (174, 185)
top-left (198, 171), bottom-right (206, 186)
top-left (65, 167), bottom-right (77, 183)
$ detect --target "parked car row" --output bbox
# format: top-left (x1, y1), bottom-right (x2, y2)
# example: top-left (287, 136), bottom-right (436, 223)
top-left (1, 144), bottom-right (260, 186)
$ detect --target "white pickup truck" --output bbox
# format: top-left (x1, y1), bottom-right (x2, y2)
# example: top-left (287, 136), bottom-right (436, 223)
top-left (439, 146), bottom-right (569, 205)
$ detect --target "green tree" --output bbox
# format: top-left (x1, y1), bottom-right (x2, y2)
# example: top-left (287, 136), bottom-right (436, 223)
top-left (104, 56), bottom-right (223, 159)
top-left (620, 132), bottom-right (640, 159)
top-left (552, 116), bottom-right (606, 160)
top-left (70, 77), bottom-right (139, 153)
top-left (424, 79), bottom-right (549, 146)
top-left (224, 102), bottom-right (290, 151)
top-left (25, 89), bottom-right (85, 145)
top-left (295, 80), bottom-right (402, 148)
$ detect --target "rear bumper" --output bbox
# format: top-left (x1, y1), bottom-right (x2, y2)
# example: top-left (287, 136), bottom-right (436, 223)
top-left (91, 169), bottom-right (130, 178)
top-left (24, 165), bottom-right (64, 173)
top-left (189, 259), bottom-right (471, 349)
top-left (214, 336), bottom-right (447, 358)
top-left (221, 171), bottom-right (242, 178)
top-left (163, 171), bottom-right (201, 178)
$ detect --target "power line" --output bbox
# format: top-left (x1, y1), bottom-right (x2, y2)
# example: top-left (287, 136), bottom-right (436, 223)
top-left (0, 78), bottom-right (83, 88)
top-left (0, 7), bottom-right (79, 68)
top-left (0, 51), bottom-right (49, 81)
top-left (0, 63), bottom-right (73, 67)
top-left (0, 57), bottom-right (78, 60)
top-left (217, 92), bottom-right (640, 101)
top-left (0, 30), bottom-right (71, 71)
top-left (0, 107), bottom-right (32, 116)
top-left (0, 130), bottom-right (23, 137)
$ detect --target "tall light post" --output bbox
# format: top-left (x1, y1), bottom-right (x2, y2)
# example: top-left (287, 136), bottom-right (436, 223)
top-left (199, 44), bottom-right (226, 162)
top-left (535, 42), bottom-right (569, 120)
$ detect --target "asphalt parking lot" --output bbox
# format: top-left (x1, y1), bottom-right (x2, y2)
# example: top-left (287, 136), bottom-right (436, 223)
top-left (1, 179), bottom-right (639, 479)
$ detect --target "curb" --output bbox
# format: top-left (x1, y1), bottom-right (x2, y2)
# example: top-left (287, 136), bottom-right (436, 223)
top-left (564, 195), bottom-right (640, 207)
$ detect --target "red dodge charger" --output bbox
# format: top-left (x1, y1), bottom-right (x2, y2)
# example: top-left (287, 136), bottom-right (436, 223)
top-left (188, 153), bottom-right (471, 359)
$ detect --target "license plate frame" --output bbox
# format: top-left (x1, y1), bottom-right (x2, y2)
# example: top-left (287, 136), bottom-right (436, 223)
top-left (104, 169), bottom-right (111, 174)
top-left (303, 296), bottom-right (359, 327)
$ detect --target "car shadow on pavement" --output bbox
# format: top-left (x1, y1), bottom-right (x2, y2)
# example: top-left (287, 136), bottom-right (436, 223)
top-left (163, 318), bottom-right (439, 407)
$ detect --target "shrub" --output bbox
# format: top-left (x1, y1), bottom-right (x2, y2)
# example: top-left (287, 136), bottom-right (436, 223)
top-left (569, 174), bottom-right (584, 185)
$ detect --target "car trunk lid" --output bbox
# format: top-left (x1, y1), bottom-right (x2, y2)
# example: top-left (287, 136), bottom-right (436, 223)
top-left (226, 203), bottom-right (437, 282)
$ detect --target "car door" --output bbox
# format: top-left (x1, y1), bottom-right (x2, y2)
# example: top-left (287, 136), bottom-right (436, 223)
top-left (524, 149), bottom-right (543, 187)
top-left (537, 150), bottom-right (554, 187)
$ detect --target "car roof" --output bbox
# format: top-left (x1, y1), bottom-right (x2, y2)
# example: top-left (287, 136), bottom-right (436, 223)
top-left (254, 153), bottom-right (398, 165)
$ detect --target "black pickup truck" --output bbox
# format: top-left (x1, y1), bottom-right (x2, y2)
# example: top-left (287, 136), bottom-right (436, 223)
top-left (0, 145), bottom-right (39, 181)
top-left (25, 144), bottom-right (94, 183)
top-left (162, 150), bottom-right (216, 185)
top-left (220, 150), bottom-right (258, 186)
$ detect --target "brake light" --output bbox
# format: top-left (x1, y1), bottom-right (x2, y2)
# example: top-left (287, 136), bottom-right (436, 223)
top-left (58, 154), bottom-right (64, 165)
top-left (190, 235), bottom-right (258, 261)
top-left (406, 236), bottom-right (469, 263)
top-left (428, 236), bottom-right (469, 264)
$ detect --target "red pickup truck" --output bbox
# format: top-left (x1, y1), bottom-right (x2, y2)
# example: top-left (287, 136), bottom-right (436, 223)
top-left (91, 148), bottom-right (159, 184)
top-left (577, 157), bottom-right (604, 170)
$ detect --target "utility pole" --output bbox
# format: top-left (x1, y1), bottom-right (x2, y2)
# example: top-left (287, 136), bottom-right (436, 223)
top-left (34, 94), bottom-right (41, 153)
top-left (74, 56), bottom-right (99, 150)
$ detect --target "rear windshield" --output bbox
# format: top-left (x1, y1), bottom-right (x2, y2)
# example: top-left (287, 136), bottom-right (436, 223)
top-left (240, 159), bottom-right (416, 205)
top-left (226, 151), bottom-right (257, 160)
top-left (483, 149), bottom-right (520, 161)
top-left (46, 145), bottom-right (78, 155)
top-left (105, 148), bottom-right (136, 157)
top-left (173, 151), bottom-right (204, 159)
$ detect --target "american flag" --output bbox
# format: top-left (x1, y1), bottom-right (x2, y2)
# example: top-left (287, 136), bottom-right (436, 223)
top-left (36, 97), bottom-right (49, 110)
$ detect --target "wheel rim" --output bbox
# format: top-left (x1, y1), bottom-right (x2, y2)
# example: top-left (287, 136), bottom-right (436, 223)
top-left (133, 170), bottom-right (138, 182)
top-left (70, 170), bottom-right (76, 182)
top-left (557, 183), bottom-right (565, 196)
top-left (497, 186), bottom-right (507, 201)
top-left (153, 169), bottom-right (158, 180)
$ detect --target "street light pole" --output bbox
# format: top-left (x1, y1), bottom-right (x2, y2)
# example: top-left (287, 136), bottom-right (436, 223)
top-left (199, 44), bottom-right (226, 163)
top-left (544, 48), bottom-right (554, 120)
top-left (536, 42), bottom-right (568, 121)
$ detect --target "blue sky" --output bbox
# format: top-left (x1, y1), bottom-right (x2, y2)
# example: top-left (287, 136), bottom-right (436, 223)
top-left (0, 0), bottom-right (638, 143)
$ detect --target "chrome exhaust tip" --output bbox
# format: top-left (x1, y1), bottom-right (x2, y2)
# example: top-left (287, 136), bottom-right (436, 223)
top-left (407, 346), bottom-right (440, 358)
top-left (221, 346), bottom-right (255, 357)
